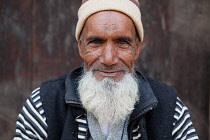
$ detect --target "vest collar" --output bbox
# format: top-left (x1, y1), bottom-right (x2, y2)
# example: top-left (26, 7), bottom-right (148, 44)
top-left (65, 67), bottom-right (83, 107)
top-left (65, 67), bottom-right (158, 119)
top-left (129, 70), bottom-right (158, 122)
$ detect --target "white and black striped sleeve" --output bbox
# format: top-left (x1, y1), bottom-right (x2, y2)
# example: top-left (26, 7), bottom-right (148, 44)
top-left (14, 87), bottom-right (48, 140)
top-left (172, 97), bottom-right (199, 140)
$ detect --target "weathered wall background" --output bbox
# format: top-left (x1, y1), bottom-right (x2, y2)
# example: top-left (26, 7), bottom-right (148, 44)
top-left (0, 0), bottom-right (209, 139)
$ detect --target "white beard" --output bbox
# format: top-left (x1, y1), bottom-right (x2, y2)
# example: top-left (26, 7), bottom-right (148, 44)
top-left (77, 71), bottom-right (139, 124)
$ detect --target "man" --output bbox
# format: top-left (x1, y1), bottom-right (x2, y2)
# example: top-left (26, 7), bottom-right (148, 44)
top-left (14, 0), bottom-right (199, 139)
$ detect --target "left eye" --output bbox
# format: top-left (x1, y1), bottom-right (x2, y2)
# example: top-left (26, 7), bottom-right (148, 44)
top-left (116, 42), bottom-right (129, 49)
top-left (120, 41), bottom-right (127, 44)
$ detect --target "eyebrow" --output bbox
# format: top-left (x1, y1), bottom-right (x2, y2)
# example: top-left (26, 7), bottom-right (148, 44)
top-left (115, 36), bottom-right (132, 42)
top-left (86, 36), bottom-right (106, 42)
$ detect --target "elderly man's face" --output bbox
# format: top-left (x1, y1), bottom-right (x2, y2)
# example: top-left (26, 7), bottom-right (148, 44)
top-left (78, 11), bottom-right (141, 81)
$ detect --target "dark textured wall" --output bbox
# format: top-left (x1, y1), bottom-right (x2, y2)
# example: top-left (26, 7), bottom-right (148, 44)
top-left (0, 0), bottom-right (209, 139)
top-left (137, 0), bottom-right (210, 139)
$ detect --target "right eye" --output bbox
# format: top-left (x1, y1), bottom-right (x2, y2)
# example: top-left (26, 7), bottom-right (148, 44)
top-left (87, 41), bottom-right (103, 49)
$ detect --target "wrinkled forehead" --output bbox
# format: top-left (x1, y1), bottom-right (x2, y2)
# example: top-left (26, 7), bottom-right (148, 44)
top-left (82, 0), bottom-right (139, 7)
top-left (84, 11), bottom-right (136, 33)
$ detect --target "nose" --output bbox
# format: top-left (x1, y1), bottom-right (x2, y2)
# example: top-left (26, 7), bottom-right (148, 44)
top-left (99, 44), bottom-right (118, 66)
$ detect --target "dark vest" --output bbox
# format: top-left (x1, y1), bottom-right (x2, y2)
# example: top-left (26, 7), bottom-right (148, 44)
top-left (40, 67), bottom-right (177, 140)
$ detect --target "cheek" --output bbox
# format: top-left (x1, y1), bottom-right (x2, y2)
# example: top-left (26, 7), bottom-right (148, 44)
top-left (82, 49), bottom-right (101, 70)
top-left (118, 50), bottom-right (136, 70)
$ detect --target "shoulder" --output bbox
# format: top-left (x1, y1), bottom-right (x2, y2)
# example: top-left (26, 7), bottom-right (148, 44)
top-left (39, 74), bottom-right (69, 96)
top-left (142, 76), bottom-right (178, 139)
top-left (145, 76), bottom-right (177, 99)
top-left (172, 97), bottom-right (199, 139)
top-left (39, 74), bottom-right (69, 111)
top-left (14, 87), bottom-right (48, 139)
top-left (146, 77), bottom-right (176, 92)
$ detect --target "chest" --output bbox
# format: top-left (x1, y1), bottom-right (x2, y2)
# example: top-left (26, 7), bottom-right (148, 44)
top-left (75, 112), bottom-right (142, 140)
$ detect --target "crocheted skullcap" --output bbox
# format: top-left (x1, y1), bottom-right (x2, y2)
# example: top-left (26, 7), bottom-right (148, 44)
top-left (75, 0), bottom-right (144, 42)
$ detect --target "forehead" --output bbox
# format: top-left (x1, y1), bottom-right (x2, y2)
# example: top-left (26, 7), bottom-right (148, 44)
top-left (82, 11), bottom-right (136, 37)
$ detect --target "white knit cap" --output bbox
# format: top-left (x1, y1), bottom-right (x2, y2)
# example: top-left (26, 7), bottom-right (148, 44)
top-left (75, 0), bottom-right (144, 42)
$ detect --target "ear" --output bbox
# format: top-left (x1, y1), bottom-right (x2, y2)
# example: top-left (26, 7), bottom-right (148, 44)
top-left (134, 40), bottom-right (141, 60)
top-left (78, 40), bottom-right (84, 59)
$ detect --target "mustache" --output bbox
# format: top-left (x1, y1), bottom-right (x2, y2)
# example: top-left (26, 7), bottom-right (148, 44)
top-left (90, 64), bottom-right (129, 72)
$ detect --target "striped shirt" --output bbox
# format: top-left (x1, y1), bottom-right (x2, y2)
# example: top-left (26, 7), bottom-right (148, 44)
top-left (14, 88), bottom-right (199, 140)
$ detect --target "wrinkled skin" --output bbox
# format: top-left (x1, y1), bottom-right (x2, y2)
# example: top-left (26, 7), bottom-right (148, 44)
top-left (78, 11), bottom-right (141, 81)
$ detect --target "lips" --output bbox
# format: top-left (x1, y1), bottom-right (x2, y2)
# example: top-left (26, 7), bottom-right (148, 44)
top-left (100, 70), bottom-right (120, 73)
top-left (95, 70), bottom-right (123, 77)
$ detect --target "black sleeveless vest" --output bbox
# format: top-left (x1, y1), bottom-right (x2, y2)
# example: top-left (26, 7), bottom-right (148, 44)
top-left (40, 67), bottom-right (177, 140)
